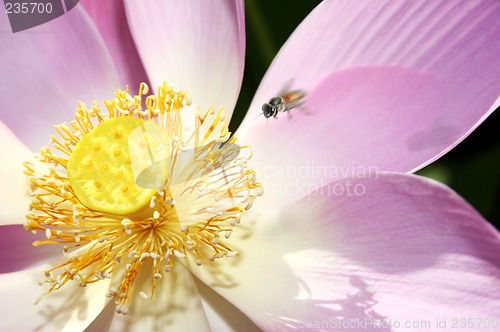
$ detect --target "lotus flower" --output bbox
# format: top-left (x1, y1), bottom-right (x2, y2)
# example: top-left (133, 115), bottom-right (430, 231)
top-left (1, 1), bottom-right (499, 331)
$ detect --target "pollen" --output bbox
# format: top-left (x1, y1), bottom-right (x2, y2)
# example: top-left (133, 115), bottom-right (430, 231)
top-left (24, 82), bottom-right (262, 313)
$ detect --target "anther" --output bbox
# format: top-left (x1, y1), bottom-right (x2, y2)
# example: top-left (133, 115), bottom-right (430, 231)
top-left (120, 305), bottom-right (129, 315)
top-left (174, 250), bottom-right (186, 258)
top-left (32, 295), bottom-right (44, 305)
top-left (164, 249), bottom-right (172, 260)
top-left (149, 196), bottom-right (157, 208)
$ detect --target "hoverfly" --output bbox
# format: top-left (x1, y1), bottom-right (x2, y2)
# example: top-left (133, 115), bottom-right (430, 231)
top-left (261, 89), bottom-right (307, 119)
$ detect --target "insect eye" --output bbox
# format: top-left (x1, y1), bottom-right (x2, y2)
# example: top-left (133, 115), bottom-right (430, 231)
top-left (269, 97), bottom-right (282, 106)
top-left (262, 104), bottom-right (273, 118)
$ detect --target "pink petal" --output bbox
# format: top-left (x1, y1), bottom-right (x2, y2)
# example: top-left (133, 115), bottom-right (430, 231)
top-left (0, 121), bottom-right (31, 225)
top-left (0, 225), bottom-right (60, 273)
top-left (0, 6), bottom-right (120, 151)
top-left (0, 264), bottom-right (110, 331)
top-left (191, 173), bottom-right (500, 330)
top-left (88, 264), bottom-right (211, 331)
top-left (239, 0), bottom-right (499, 206)
top-left (81, 0), bottom-right (149, 89)
top-left (124, 0), bottom-right (246, 120)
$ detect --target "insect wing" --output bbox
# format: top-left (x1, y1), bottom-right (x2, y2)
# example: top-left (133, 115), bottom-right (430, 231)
top-left (282, 90), bottom-right (306, 103)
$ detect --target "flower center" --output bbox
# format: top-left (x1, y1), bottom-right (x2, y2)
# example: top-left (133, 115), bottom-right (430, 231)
top-left (24, 82), bottom-right (263, 314)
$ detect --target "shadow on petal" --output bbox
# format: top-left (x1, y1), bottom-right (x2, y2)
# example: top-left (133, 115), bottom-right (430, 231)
top-left (101, 262), bottom-right (210, 332)
top-left (193, 276), bottom-right (261, 331)
top-left (192, 173), bottom-right (500, 330)
top-left (0, 263), bottom-right (109, 331)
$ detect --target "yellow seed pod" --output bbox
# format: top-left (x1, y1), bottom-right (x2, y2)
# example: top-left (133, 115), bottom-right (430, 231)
top-left (67, 116), bottom-right (157, 215)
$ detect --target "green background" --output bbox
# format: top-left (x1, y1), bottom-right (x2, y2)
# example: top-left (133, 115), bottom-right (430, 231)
top-left (229, 0), bottom-right (500, 229)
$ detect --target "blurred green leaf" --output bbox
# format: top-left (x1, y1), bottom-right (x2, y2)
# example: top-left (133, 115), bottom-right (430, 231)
top-left (416, 163), bottom-right (452, 185)
top-left (451, 143), bottom-right (500, 220)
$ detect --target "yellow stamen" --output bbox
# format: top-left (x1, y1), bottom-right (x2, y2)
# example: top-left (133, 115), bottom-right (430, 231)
top-left (24, 82), bottom-right (263, 313)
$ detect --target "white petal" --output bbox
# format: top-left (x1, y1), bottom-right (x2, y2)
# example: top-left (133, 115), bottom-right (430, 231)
top-left (97, 263), bottom-right (211, 331)
top-left (194, 278), bottom-right (261, 332)
top-left (0, 264), bottom-right (110, 331)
